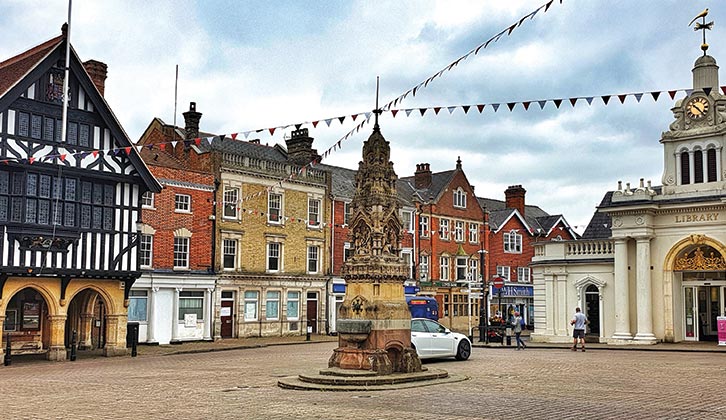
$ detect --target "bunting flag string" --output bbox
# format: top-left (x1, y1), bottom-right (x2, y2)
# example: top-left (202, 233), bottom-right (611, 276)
top-left (380, 0), bottom-right (564, 112)
top-left (1, 84), bottom-right (723, 168)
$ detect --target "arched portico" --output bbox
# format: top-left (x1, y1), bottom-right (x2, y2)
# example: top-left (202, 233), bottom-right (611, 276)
top-left (1, 282), bottom-right (63, 360)
top-left (65, 283), bottom-right (128, 357)
top-left (663, 234), bottom-right (726, 342)
top-left (574, 276), bottom-right (606, 341)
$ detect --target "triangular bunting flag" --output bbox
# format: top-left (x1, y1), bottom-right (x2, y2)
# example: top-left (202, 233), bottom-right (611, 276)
top-left (269, 127), bottom-right (276, 136)
top-left (585, 97), bottom-right (594, 105)
top-left (59, 154), bottom-right (67, 161)
top-left (29, 157), bottom-right (36, 164)
top-left (312, 121), bottom-right (319, 128)
top-left (617, 94), bottom-right (627, 104)
top-left (433, 107), bottom-right (441, 115)
top-left (650, 91), bottom-right (661, 101)
top-left (419, 108), bottom-right (427, 116)
top-left (462, 105), bottom-right (470, 114)
top-left (146, 144), bottom-right (154, 150)
top-left (477, 104), bottom-right (485, 113)
top-left (136, 145), bottom-right (143, 152)
top-left (569, 98), bottom-right (578, 107)
top-left (634, 93), bottom-right (643, 102)
top-left (159, 144), bottom-right (165, 152)
top-left (538, 100), bottom-right (547, 109)
top-left (351, 114), bottom-right (358, 121)
top-left (243, 131), bottom-right (251, 139)
top-left (601, 95), bottom-right (611, 105)
top-left (492, 103), bottom-right (500, 112)
top-left (294, 124), bottom-right (302, 130)
top-left (325, 119), bottom-right (332, 127)
top-left (365, 112), bottom-right (372, 121)
top-left (721, 86), bottom-right (726, 94)
top-left (545, 0), bottom-right (553, 12)
top-left (507, 102), bottom-right (516, 111)
top-left (171, 140), bottom-right (178, 148)
top-left (194, 137), bottom-right (201, 146)
top-left (447, 106), bottom-right (456, 114)
top-left (553, 99), bottom-right (562, 108)
top-left (703, 87), bottom-right (712, 96)
top-left (668, 90), bottom-right (677, 99)
top-left (338, 116), bottom-right (345, 124)
top-left (405, 109), bottom-right (414, 117)
top-left (231, 133), bottom-right (238, 140)
top-left (124, 147), bottom-right (132, 155)
top-left (685, 89), bottom-right (693, 96)
top-left (522, 101), bottom-right (530, 110)
top-left (391, 109), bottom-right (399, 118)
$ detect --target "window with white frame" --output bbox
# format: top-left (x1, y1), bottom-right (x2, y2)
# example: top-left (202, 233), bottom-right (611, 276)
top-left (344, 242), bottom-right (353, 261)
top-left (497, 266), bottom-right (511, 281)
top-left (223, 187), bottom-right (239, 219)
top-left (266, 291), bottom-right (280, 320)
top-left (419, 215), bottom-right (429, 237)
top-left (178, 291), bottom-right (204, 321)
top-left (469, 259), bottom-right (479, 281)
top-left (439, 218), bottom-right (450, 240)
top-left (469, 223), bottom-right (478, 243)
top-left (419, 255), bottom-right (429, 280)
top-left (401, 249), bottom-right (413, 278)
top-left (401, 210), bottom-right (413, 232)
top-left (267, 242), bottom-right (282, 272)
top-left (454, 221), bottom-right (464, 242)
top-left (139, 234), bottom-right (153, 268)
top-left (287, 291), bottom-right (300, 320)
top-left (504, 231), bottom-right (522, 253)
top-left (174, 194), bottom-right (191, 212)
top-left (344, 202), bottom-right (352, 225)
top-left (440, 256), bottom-right (450, 280)
top-left (456, 256), bottom-right (468, 280)
top-left (268, 192), bottom-right (282, 223)
top-left (453, 187), bottom-right (466, 208)
top-left (141, 191), bottom-right (154, 208)
top-left (308, 197), bottom-right (321, 227)
top-left (222, 239), bottom-right (237, 270)
top-left (244, 291), bottom-right (259, 321)
top-left (517, 267), bottom-right (531, 283)
top-left (128, 290), bottom-right (148, 322)
top-left (173, 237), bottom-right (189, 269)
top-left (307, 245), bottom-right (320, 273)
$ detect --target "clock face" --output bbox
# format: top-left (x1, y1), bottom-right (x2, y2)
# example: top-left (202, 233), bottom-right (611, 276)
top-left (686, 97), bottom-right (709, 120)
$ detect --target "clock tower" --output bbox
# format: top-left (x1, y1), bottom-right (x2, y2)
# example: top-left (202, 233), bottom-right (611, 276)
top-left (660, 50), bottom-right (726, 195)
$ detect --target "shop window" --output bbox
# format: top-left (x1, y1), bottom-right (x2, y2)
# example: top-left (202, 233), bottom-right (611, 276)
top-left (128, 290), bottom-right (148, 322)
top-left (287, 291), bottom-right (300, 320)
top-left (266, 291), bottom-right (280, 320)
top-left (178, 291), bottom-right (204, 321)
top-left (244, 291), bottom-right (259, 321)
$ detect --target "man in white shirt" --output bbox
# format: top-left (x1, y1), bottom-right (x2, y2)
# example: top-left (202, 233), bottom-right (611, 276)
top-left (570, 307), bottom-right (588, 352)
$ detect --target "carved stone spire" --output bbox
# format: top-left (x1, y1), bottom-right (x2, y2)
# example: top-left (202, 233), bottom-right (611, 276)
top-left (342, 114), bottom-right (407, 282)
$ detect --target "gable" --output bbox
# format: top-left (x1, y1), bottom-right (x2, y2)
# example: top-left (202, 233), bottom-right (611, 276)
top-left (0, 34), bottom-right (160, 193)
top-left (493, 209), bottom-right (533, 235)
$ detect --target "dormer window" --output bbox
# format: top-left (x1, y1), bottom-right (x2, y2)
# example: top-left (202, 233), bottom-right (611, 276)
top-left (453, 188), bottom-right (466, 208)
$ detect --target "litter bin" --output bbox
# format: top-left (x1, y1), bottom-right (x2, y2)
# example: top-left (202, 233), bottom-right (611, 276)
top-left (505, 326), bottom-right (512, 346)
top-left (126, 322), bottom-right (139, 357)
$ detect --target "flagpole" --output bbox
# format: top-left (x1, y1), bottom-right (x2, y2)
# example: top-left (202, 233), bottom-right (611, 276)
top-left (61, 0), bottom-right (72, 146)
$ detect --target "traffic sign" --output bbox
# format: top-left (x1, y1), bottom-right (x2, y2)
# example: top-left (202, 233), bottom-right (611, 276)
top-left (492, 276), bottom-right (505, 288)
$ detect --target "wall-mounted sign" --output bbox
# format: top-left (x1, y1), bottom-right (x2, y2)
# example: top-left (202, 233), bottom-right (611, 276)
top-left (184, 313), bottom-right (197, 327)
top-left (489, 285), bottom-right (534, 297)
top-left (220, 307), bottom-right (231, 317)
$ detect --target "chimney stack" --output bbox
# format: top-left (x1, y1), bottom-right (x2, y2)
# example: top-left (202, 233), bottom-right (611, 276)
top-left (414, 163), bottom-right (432, 189)
top-left (504, 185), bottom-right (526, 216)
top-left (285, 128), bottom-right (320, 165)
top-left (183, 102), bottom-right (202, 147)
top-left (83, 60), bottom-right (108, 97)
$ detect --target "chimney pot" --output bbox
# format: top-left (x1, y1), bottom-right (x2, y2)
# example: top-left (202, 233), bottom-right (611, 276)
top-left (504, 185), bottom-right (527, 216)
top-left (83, 60), bottom-right (108, 97)
top-left (182, 102), bottom-right (203, 147)
top-left (414, 162), bottom-right (432, 189)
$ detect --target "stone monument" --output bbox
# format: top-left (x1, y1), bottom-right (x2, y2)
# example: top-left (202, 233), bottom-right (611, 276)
top-left (327, 101), bottom-right (422, 375)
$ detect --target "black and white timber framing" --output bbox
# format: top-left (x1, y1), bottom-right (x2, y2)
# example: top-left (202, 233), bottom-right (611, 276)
top-left (0, 32), bottom-right (161, 294)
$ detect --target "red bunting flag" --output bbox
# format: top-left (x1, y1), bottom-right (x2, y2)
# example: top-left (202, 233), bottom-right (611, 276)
top-left (231, 133), bottom-right (238, 140)
top-left (391, 110), bottom-right (399, 118)
top-left (522, 102), bottom-right (530, 110)
top-left (195, 137), bottom-right (201, 145)
top-left (60, 154), bottom-right (66, 161)
top-left (159, 144), bottom-right (166, 152)
top-left (269, 127), bottom-right (276, 135)
top-left (29, 157), bottom-right (35, 164)
top-left (313, 121), bottom-right (319, 128)
top-left (668, 90), bottom-right (677, 99)
top-left (124, 147), bottom-right (131, 155)
top-left (721, 86), bottom-right (726, 94)
top-left (93, 150), bottom-right (99, 157)
top-left (617, 94), bottom-right (627, 104)
top-left (434, 107), bottom-right (441, 115)
top-left (569, 98), bottom-right (578, 107)
top-left (477, 104), bottom-right (485, 113)
top-left (351, 114), bottom-right (358, 121)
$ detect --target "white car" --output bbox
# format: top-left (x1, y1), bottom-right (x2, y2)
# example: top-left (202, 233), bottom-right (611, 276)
top-left (410, 318), bottom-right (471, 361)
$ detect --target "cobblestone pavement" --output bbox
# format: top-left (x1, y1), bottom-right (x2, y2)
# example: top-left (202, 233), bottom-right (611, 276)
top-left (3, 342), bottom-right (725, 420)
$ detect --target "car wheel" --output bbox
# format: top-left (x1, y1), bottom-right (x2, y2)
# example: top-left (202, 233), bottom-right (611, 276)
top-left (455, 340), bottom-right (471, 361)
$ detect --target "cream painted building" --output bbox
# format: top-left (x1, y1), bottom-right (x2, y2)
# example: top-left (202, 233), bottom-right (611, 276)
top-left (531, 45), bottom-right (726, 345)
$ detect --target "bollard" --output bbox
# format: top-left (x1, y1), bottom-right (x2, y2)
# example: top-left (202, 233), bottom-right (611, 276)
top-left (131, 324), bottom-right (138, 358)
top-left (306, 325), bottom-right (312, 341)
top-left (4, 333), bottom-right (11, 366)
top-left (70, 330), bottom-right (77, 361)
top-left (505, 327), bottom-right (512, 346)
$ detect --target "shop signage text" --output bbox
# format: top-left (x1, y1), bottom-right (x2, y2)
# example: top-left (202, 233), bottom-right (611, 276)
top-left (489, 285), bottom-right (533, 297)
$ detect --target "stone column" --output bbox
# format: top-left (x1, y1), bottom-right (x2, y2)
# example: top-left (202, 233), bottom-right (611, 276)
top-left (612, 238), bottom-right (632, 341)
top-left (543, 274), bottom-right (555, 336)
top-left (688, 151), bottom-right (695, 183)
top-left (675, 152), bottom-right (682, 185)
top-left (634, 236), bottom-right (657, 343)
top-left (103, 314), bottom-right (128, 356)
top-left (555, 275), bottom-right (568, 337)
top-left (79, 312), bottom-right (94, 349)
top-left (701, 152), bottom-right (708, 183)
top-left (146, 287), bottom-right (159, 344)
top-left (0, 315), bottom-right (5, 360)
top-left (203, 288), bottom-right (213, 341)
top-left (47, 314), bottom-right (67, 361)
top-left (171, 288), bottom-right (181, 342)
top-left (717, 147), bottom-right (723, 182)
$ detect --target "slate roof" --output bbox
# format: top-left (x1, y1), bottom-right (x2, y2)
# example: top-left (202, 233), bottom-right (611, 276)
top-left (581, 192), bottom-right (613, 239)
top-left (399, 170), bottom-right (456, 203)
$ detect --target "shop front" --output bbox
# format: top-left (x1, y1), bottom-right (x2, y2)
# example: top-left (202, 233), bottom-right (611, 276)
top-left (488, 284), bottom-right (533, 326)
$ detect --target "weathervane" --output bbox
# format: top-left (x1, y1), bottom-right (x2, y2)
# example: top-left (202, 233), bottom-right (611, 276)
top-left (688, 8), bottom-right (713, 56)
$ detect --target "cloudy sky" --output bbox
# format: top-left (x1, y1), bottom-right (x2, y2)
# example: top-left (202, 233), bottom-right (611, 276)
top-left (2, 1), bottom-right (723, 230)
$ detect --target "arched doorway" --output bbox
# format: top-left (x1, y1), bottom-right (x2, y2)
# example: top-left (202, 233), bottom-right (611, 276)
top-left (66, 288), bottom-right (110, 356)
top-left (3, 287), bottom-right (52, 357)
top-left (574, 276), bottom-right (606, 342)
top-left (672, 243), bottom-right (726, 342)
top-left (585, 285), bottom-right (600, 336)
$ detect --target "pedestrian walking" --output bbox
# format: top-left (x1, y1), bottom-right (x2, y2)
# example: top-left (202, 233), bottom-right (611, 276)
top-left (513, 311), bottom-right (526, 350)
top-left (570, 307), bottom-right (588, 352)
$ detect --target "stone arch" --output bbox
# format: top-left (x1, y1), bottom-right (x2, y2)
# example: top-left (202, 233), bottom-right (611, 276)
top-left (1, 282), bottom-right (60, 316)
top-left (66, 284), bottom-right (118, 315)
top-left (573, 275), bottom-right (606, 301)
top-left (662, 234), bottom-right (726, 342)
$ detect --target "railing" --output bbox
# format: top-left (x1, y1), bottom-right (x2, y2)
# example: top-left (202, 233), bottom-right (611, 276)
top-left (533, 239), bottom-right (613, 262)
top-left (221, 153), bottom-right (326, 183)
top-left (566, 240), bottom-right (613, 256)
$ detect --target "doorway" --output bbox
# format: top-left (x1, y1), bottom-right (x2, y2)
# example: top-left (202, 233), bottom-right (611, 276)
top-left (584, 285), bottom-right (600, 336)
top-left (306, 292), bottom-right (318, 334)
top-left (683, 285), bottom-right (725, 341)
top-left (220, 291), bottom-right (234, 338)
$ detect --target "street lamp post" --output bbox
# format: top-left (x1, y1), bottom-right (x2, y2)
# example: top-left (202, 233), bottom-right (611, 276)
top-left (478, 249), bottom-right (488, 343)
